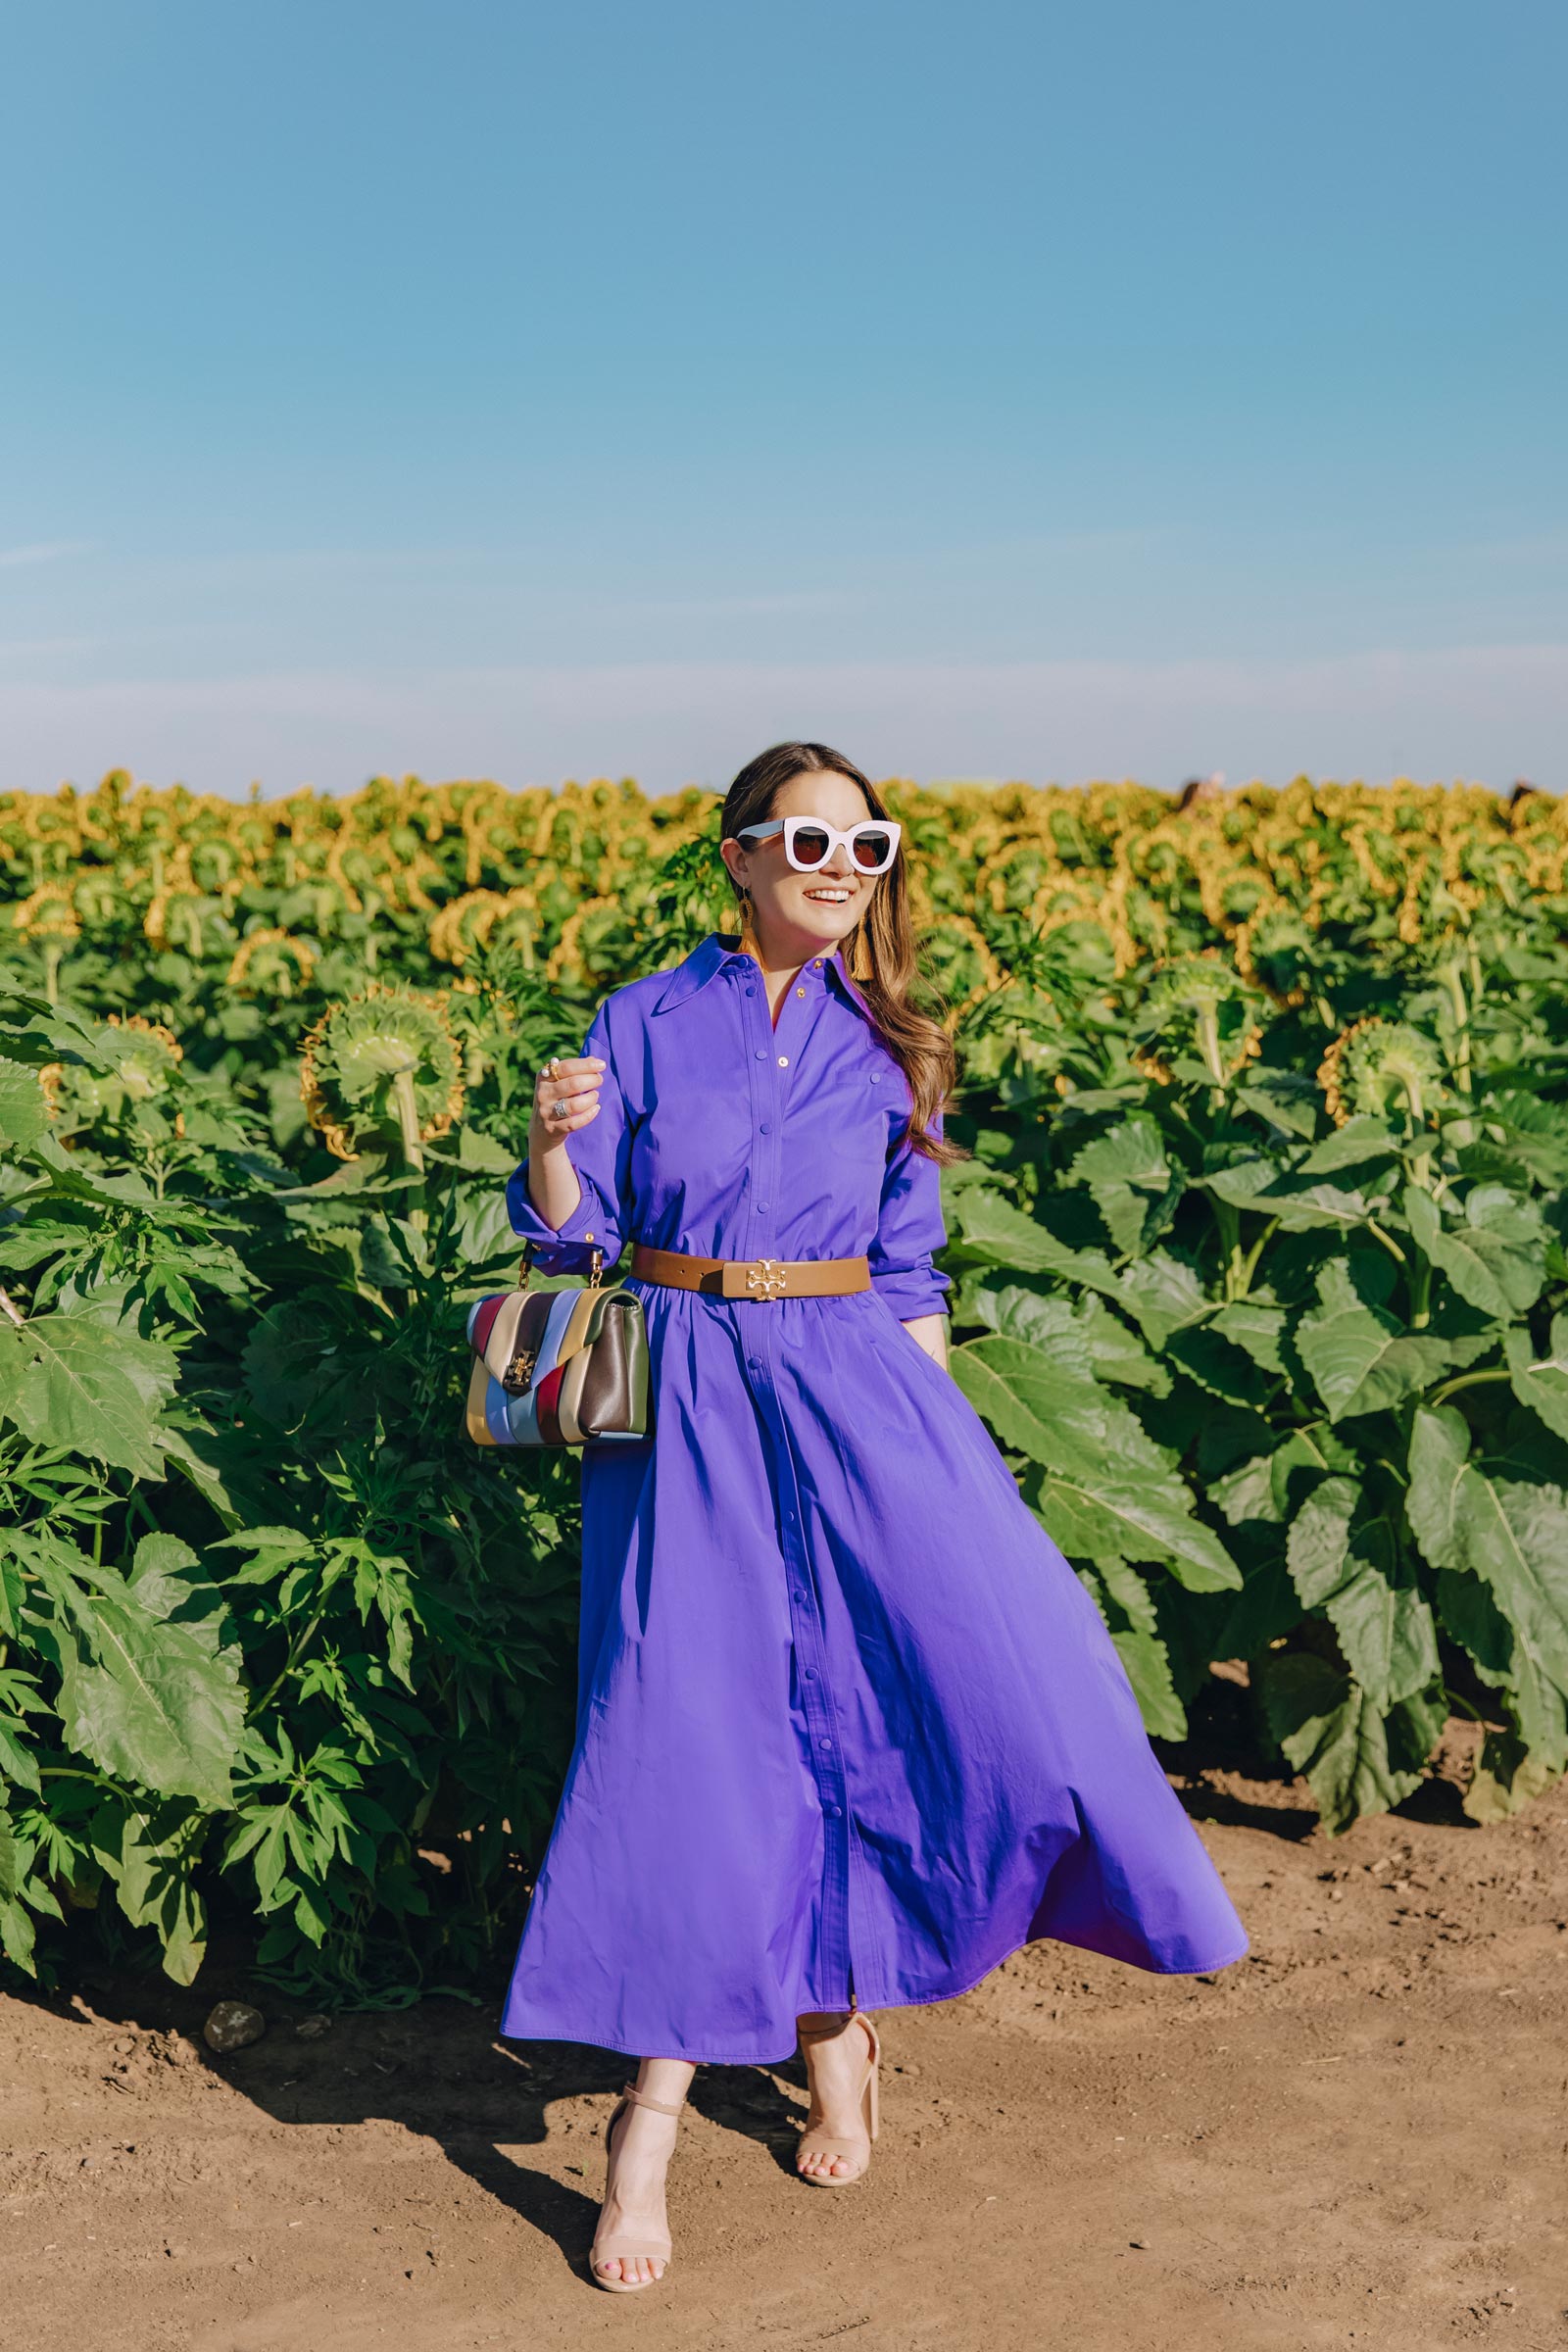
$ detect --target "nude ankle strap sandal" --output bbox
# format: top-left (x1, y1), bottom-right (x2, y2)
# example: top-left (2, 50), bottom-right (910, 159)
top-left (589, 2082), bottom-right (685, 2292)
top-left (796, 2012), bottom-right (880, 2186)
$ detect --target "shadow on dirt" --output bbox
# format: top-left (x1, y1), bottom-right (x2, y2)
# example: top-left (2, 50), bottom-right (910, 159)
top-left (1168, 1781), bottom-right (1319, 1838)
top-left (23, 1679), bottom-right (1483, 2274)
top-left (11, 1942), bottom-right (810, 2275)
top-left (1153, 1666), bottom-right (1480, 1838)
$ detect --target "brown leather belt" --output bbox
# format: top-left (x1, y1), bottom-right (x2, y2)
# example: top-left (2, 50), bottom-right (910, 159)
top-left (630, 1243), bottom-right (871, 1300)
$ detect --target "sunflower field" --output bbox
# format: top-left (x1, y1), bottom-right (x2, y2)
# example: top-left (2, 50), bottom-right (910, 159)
top-left (5, 767), bottom-right (1568, 2001)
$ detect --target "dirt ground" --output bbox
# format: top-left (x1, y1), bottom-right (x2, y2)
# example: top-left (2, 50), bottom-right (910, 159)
top-left (5, 1725), bottom-right (1566, 2352)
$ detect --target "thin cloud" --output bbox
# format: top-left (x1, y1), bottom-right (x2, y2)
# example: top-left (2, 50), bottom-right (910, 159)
top-left (599, 590), bottom-right (860, 621)
top-left (159, 545), bottom-right (524, 579)
top-left (0, 642), bottom-right (1562, 797)
top-left (0, 636), bottom-right (99, 661)
top-left (0, 540), bottom-right (95, 570)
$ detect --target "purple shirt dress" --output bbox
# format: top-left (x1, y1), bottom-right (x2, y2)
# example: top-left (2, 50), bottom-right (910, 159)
top-left (499, 930), bottom-right (1249, 2064)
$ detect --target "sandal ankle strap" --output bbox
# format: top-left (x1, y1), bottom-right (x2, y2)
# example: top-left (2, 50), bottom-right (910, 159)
top-left (619, 2081), bottom-right (686, 2117)
top-left (798, 2012), bottom-right (874, 2043)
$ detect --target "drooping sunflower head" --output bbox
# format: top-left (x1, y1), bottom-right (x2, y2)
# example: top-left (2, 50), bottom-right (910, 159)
top-left (299, 981), bottom-right (465, 1162)
top-left (428, 887), bottom-right (541, 969)
top-left (1231, 904), bottom-right (1317, 1005)
top-left (226, 927), bottom-right (317, 998)
top-left (13, 885), bottom-right (80, 942)
top-left (1317, 1016), bottom-right (1446, 1128)
top-left (72, 872), bottom-right (122, 931)
top-left (42, 1014), bottom-right (187, 1142)
top-left (102, 1012), bottom-right (184, 1101)
top-left (1129, 951), bottom-right (1266, 1087)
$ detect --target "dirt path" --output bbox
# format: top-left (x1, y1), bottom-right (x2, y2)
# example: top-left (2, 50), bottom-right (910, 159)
top-left (5, 1748), bottom-right (1566, 2352)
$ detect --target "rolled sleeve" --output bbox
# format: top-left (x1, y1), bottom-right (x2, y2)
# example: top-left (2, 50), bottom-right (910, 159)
top-left (867, 1104), bottom-right (954, 1322)
top-left (505, 1002), bottom-right (631, 1275)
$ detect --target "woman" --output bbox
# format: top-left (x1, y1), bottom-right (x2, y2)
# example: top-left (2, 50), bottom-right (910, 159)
top-left (502, 742), bottom-right (1249, 2292)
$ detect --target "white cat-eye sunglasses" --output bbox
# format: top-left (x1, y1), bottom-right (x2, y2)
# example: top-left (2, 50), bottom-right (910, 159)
top-left (733, 815), bottom-right (902, 874)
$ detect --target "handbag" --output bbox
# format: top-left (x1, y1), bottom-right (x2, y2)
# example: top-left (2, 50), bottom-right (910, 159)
top-left (465, 1242), bottom-right (654, 1448)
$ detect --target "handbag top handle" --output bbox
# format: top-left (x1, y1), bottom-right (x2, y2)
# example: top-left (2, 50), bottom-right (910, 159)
top-left (518, 1239), bottom-right (605, 1293)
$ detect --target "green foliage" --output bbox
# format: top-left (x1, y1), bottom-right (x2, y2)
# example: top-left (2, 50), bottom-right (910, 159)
top-left (0, 972), bottom-right (584, 1999)
top-left (6, 775), bottom-right (1568, 2006)
top-left (946, 900), bottom-right (1568, 1836)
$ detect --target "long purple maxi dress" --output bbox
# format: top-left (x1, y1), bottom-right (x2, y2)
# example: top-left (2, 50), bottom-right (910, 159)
top-left (499, 930), bottom-right (1248, 2064)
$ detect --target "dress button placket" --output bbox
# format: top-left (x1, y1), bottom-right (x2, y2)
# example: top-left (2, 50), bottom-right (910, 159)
top-left (735, 958), bottom-right (856, 2007)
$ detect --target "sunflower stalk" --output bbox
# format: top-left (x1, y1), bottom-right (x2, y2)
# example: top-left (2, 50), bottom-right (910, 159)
top-left (1405, 1075), bottom-right (1430, 1189)
top-left (1443, 957), bottom-right (1475, 1149)
top-left (1408, 1249), bottom-right (1433, 1330)
top-left (391, 1066), bottom-right (425, 1177)
top-left (1212, 1196), bottom-right (1247, 1300)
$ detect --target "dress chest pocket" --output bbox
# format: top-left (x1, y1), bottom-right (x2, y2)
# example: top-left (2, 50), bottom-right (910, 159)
top-left (799, 1056), bottom-right (897, 1177)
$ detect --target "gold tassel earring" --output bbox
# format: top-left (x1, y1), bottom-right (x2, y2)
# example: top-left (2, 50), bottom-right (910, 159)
top-left (736, 886), bottom-right (762, 962)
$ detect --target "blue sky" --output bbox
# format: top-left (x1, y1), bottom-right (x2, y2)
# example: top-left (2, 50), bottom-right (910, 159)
top-left (2, 1), bottom-right (1564, 797)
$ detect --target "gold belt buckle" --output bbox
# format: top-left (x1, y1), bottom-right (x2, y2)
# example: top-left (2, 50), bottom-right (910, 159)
top-left (731, 1255), bottom-right (789, 1299)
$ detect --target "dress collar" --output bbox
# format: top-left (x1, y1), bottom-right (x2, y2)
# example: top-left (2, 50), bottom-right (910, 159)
top-left (650, 930), bottom-right (875, 1025)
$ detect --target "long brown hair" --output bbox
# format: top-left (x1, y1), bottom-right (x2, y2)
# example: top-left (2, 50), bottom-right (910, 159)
top-left (721, 743), bottom-right (968, 1168)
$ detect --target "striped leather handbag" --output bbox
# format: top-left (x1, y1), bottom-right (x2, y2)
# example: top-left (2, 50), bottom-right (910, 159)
top-left (465, 1243), bottom-right (654, 1448)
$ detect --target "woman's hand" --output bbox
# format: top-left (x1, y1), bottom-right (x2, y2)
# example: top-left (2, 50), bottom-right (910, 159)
top-left (529, 1054), bottom-right (607, 1147)
top-left (900, 1313), bottom-right (950, 1371)
top-left (526, 1054), bottom-right (608, 1231)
